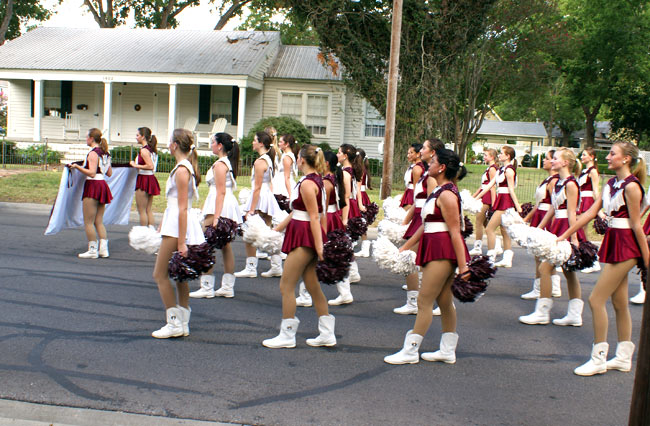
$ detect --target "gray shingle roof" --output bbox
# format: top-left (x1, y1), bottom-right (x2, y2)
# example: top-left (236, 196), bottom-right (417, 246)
top-left (477, 120), bottom-right (547, 138)
top-left (267, 45), bottom-right (342, 81)
top-left (0, 27), bottom-right (280, 76)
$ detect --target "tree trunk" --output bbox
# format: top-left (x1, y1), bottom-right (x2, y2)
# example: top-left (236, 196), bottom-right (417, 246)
top-left (561, 129), bottom-right (571, 147)
top-left (582, 105), bottom-right (600, 148)
top-left (214, 0), bottom-right (252, 30)
top-left (0, 0), bottom-right (15, 46)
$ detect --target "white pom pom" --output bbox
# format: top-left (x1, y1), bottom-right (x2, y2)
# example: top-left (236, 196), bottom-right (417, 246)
top-left (272, 210), bottom-right (289, 227)
top-left (238, 188), bottom-right (251, 206)
top-left (128, 226), bottom-right (161, 254)
top-left (384, 206), bottom-right (407, 224)
top-left (382, 195), bottom-right (401, 212)
top-left (377, 219), bottom-right (407, 245)
top-left (460, 189), bottom-right (483, 214)
top-left (242, 214), bottom-right (284, 255)
top-left (372, 236), bottom-right (418, 276)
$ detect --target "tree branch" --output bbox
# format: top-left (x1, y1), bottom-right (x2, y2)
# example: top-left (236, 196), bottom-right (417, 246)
top-left (214, 0), bottom-right (252, 30)
top-left (0, 0), bottom-right (15, 46)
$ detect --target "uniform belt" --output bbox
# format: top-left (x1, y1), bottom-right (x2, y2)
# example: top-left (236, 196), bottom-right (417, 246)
top-left (538, 203), bottom-right (551, 211)
top-left (138, 170), bottom-right (154, 176)
top-left (415, 198), bottom-right (426, 208)
top-left (554, 209), bottom-right (568, 219)
top-left (361, 185), bottom-right (366, 191)
top-left (293, 210), bottom-right (311, 221)
top-left (497, 187), bottom-right (510, 194)
top-left (327, 205), bottom-right (337, 213)
top-left (165, 196), bottom-right (192, 210)
top-left (407, 184), bottom-right (414, 189)
top-left (581, 191), bottom-right (594, 198)
top-left (88, 174), bottom-right (105, 181)
top-left (424, 222), bottom-right (449, 233)
top-left (608, 217), bottom-right (631, 229)
top-left (481, 184), bottom-right (489, 190)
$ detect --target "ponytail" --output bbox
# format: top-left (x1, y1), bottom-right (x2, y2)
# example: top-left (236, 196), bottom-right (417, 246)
top-left (172, 128), bottom-right (201, 185)
top-left (149, 135), bottom-right (158, 153)
top-left (633, 158), bottom-right (647, 187)
top-left (100, 138), bottom-right (109, 155)
top-left (215, 132), bottom-right (239, 179)
top-left (336, 167), bottom-right (346, 209)
top-left (229, 142), bottom-right (240, 179)
top-left (88, 128), bottom-right (109, 154)
top-left (256, 131), bottom-right (275, 176)
top-left (189, 149), bottom-right (201, 186)
top-left (299, 144), bottom-right (326, 175)
top-left (615, 141), bottom-right (647, 187)
top-left (573, 158), bottom-right (583, 177)
top-left (138, 127), bottom-right (157, 153)
top-left (357, 148), bottom-right (372, 190)
top-left (352, 152), bottom-right (364, 181)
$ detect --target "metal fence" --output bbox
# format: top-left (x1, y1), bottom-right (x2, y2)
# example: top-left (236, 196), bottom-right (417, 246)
top-left (1, 138), bottom-right (61, 171)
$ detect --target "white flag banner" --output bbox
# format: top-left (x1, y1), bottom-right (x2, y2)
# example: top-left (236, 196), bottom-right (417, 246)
top-left (45, 166), bottom-right (138, 235)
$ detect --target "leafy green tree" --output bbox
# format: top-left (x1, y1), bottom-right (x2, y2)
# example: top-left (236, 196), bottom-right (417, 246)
top-left (608, 79), bottom-right (650, 147)
top-left (239, 116), bottom-right (312, 158)
top-left (236, 2), bottom-right (318, 45)
top-left (82, 0), bottom-right (130, 28)
top-left (0, 0), bottom-right (51, 45)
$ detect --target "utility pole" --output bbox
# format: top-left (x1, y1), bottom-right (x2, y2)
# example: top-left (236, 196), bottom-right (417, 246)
top-left (629, 276), bottom-right (649, 425)
top-left (380, 0), bottom-right (403, 200)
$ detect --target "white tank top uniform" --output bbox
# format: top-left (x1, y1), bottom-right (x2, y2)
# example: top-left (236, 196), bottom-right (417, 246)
top-left (244, 153), bottom-right (282, 216)
top-left (202, 157), bottom-right (242, 223)
top-left (272, 151), bottom-right (297, 197)
top-left (160, 159), bottom-right (205, 245)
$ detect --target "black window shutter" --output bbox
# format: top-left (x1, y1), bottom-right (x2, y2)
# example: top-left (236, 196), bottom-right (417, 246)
top-left (198, 85), bottom-right (211, 124)
top-left (231, 86), bottom-right (239, 125)
top-left (30, 80), bottom-right (35, 118)
top-left (61, 81), bottom-right (73, 116)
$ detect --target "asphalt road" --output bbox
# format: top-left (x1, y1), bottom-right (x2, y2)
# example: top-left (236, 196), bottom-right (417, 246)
top-left (0, 202), bottom-right (642, 425)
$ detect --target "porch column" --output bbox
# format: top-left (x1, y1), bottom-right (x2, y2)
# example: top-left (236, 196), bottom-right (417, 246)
top-left (168, 83), bottom-right (177, 142)
top-left (32, 80), bottom-right (43, 142)
top-left (102, 79), bottom-right (113, 144)
top-left (237, 86), bottom-right (247, 142)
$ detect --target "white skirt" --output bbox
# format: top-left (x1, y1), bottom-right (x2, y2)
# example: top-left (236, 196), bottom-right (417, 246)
top-left (244, 183), bottom-right (282, 217)
top-left (160, 206), bottom-right (206, 245)
top-left (202, 187), bottom-right (242, 223)
top-left (272, 173), bottom-right (295, 198)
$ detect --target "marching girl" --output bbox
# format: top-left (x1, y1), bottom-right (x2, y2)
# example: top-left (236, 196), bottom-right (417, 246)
top-left (520, 150), bottom-right (562, 300)
top-left (578, 148), bottom-right (601, 273)
top-left (394, 138), bottom-right (443, 315)
top-left (558, 141), bottom-right (647, 376)
top-left (355, 148), bottom-right (373, 257)
top-left (151, 129), bottom-right (204, 338)
top-left (328, 143), bottom-right (363, 305)
top-left (263, 145), bottom-right (335, 348)
top-left (399, 143), bottom-right (424, 210)
top-left (520, 148), bottom-right (584, 326)
top-left (475, 146), bottom-right (522, 267)
top-left (384, 148), bottom-right (468, 364)
top-left (235, 131), bottom-right (283, 278)
top-left (190, 132), bottom-right (241, 299)
top-left (272, 133), bottom-right (298, 198)
top-left (70, 128), bottom-right (113, 259)
top-left (632, 198), bottom-right (650, 304)
top-left (469, 148), bottom-right (498, 256)
top-left (296, 151), bottom-right (344, 308)
top-left (129, 127), bottom-right (160, 227)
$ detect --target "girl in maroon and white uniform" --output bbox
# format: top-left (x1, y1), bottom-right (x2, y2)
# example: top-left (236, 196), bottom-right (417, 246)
top-left (355, 149), bottom-right (374, 257)
top-left (69, 128), bottom-right (113, 259)
top-left (578, 147), bottom-right (601, 273)
top-left (559, 141), bottom-right (648, 376)
top-left (399, 143), bottom-right (424, 210)
top-left (129, 127), bottom-right (160, 227)
top-left (469, 148), bottom-right (498, 256)
top-left (385, 148), bottom-right (469, 365)
top-left (263, 145), bottom-right (335, 349)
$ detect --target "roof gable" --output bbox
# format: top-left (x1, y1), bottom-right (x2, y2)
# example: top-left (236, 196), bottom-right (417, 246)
top-left (267, 45), bottom-right (342, 81)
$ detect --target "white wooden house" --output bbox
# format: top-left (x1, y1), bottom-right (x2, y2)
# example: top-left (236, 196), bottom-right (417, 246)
top-left (0, 27), bottom-right (387, 158)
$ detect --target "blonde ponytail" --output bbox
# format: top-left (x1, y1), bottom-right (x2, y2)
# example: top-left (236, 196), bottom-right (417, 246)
top-left (615, 141), bottom-right (647, 187)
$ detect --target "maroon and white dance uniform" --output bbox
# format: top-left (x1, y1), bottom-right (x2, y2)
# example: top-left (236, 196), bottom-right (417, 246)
top-left (599, 175), bottom-right (646, 263)
top-left (324, 174), bottom-right (344, 232)
top-left (530, 174), bottom-right (559, 228)
top-left (281, 173), bottom-right (327, 254)
top-left (480, 164), bottom-right (499, 206)
top-left (135, 145), bottom-right (160, 196)
top-left (643, 184), bottom-right (650, 235)
top-left (578, 166), bottom-right (598, 213)
top-left (360, 171), bottom-right (371, 207)
top-left (548, 176), bottom-right (585, 240)
top-left (81, 147), bottom-right (113, 204)
top-left (399, 162), bottom-right (424, 207)
top-left (403, 171), bottom-right (429, 239)
top-left (342, 166), bottom-right (361, 218)
top-left (492, 165), bottom-right (516, 211)
top-left (415, 183), bottom-right (470, 266)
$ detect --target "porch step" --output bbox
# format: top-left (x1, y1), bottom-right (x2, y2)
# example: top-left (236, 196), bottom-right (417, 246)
top-left (63, 144), bottom-right (91, 164)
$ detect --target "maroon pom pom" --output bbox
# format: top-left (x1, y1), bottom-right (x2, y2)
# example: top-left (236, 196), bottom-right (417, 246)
top-left (593, 216), bottom-right (609, 235)
top-left (347, 216), bottom-right (368, 241)
top-left (362, 202), bottom-right (379, 225)
top-left (316, 230), bottom-right (354, 284)
top-left (274, 194), bottom-right (291, 212)
top-left (205, 217), bottom-right (238, 250)
top-left (452, 255), bottom-right (496, 303)
top-left (168, 243), bottom-right (215, 282)
top-left (520, 202), bottom-right (534, 218)
top-left (563, 241), bottom-right (598, 271)
top-left (462, 216), bottom-right (474, 239)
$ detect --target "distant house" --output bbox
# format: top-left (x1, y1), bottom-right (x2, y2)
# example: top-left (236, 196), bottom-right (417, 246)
top-left (0, 28), bottom-right (387, 157)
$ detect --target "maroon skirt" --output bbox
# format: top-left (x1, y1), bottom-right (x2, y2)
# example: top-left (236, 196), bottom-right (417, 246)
top-left (599, 228), bottom-right (642, 263)
top-left (643, 214), bottom-right (650, 235)
top-left (493, 193), bottom-right (515, 211)
top-left (135, 174), bottom-right (161, 196)
top-left (548, 217), bottom-right (586, 241)
top-left (403, 208), bottom-right (422, 239)
top-left (481, 191), bottom-right (493, 206)
top-left (82, 180), bottom-right (113, 204)
top-left (281, 219), bottom-right (327, 254)
top-left (530, 209), bottom-right (549, 229)
top-left (416, 231), bottom-right (470, 266)
top-left (348, 199), bottom-right (361, 218)
top-left (327, 211), bottom-right (345, 232)
top-left (579, 196), bottom-right (595, 214)
top-left (361, 191), bottom-right (370, 207)
top-left (400, 189), bottom-right (415, 207)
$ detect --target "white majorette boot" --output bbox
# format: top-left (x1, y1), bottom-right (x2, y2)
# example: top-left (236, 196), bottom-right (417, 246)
top-left (261, 254), bottom-right (283, 277)
top-left (494, 236), bottom-right (504, 255)
top-left (306, 315), bottom-right (337, 347)
top-left (574, 342), bottom-right (609, 376)
top-left (328, 278), bottom-right (354, 306)
top-left (552, 298), bottom-right (583, 327)
top-left (349, 261), bottom-right (361, 283)
top-left (262, 317), bottom-right (300, 348)
top-left (469, 240), bottom-right (483, 256)
top-left (152, 307), bottom-right (184, 339)
top-left (255, 249), bottom-right (268, 259)
top-left (551, 274), bottom-right (562, 297)
top-left (421, 332), bottom-right (459, 364)
top-left (214, 273), bottom-right (235, 298)
top-left (606, 341), bottom-right (635, 372)
top-left (384, 330), bottom-right (423, 365)
top-left (98, 239), bottom-right (109, 258)
top-left (355, 240), bottom-right (371, 258)
top-left (234, 257), bottom-right (258, 278)
top-left (78, 241), bottom-right (99, 259)
top-left (521, 278), bottom-right (540, 300)
top-left (176, 305), bottom-right (191, 336)
top-left (519, 298), bottom-right (553, 325)
top-left (295, 281), bottom-right (312, 307)
top-left (486, 249), bottom-right (497, 265)
top-left (630, 281), bottom-right (645, 304)
top-left (494, 249), bottom-right (513, 268)
top-left (190, 275), bottom-right (215, 299)
top-left (394, 290), bottom-right (418, 315)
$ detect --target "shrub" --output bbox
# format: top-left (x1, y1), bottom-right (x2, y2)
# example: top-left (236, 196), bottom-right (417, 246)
top-left (240, 116), bottom-right (312, 159)
top-left (1, 140), bottom-right (17, 160)
top-left (17, 144), bottom-right (62, 165)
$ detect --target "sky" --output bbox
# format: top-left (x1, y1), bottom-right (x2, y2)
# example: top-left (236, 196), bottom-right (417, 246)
top-left (33, 0), bottom-right (245, 31)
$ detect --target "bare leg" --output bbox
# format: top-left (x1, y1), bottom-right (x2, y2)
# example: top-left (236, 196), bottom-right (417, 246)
top-left (146, 194), bottom-right (155, 226)
top-left (222, 243), bottom-right (235, 274)
top-left (437, 275), bottom-right (457, 333)
top-left (538, 261), bottom-right (555, 298)
top-left (279, 247), bottom-right (312, 318)
top-left (485, 210), bottom-right (503, 250)
top-left (153, 236), bottom-right (181, 309)
top-left (500, 224), bottom-right (511, 250)
top-left (82, 197), bottom-right (98, 242)
top-left (413, 260), bottom-right (455, 336)
top-left (135, 189), bottom-right (149, 226)
top-left (405, 271), bottom-right (419, 291)
top-left (475, 204), bottom-right (489, 242)
top-left (94, 203), bottom-right (107, 240)
top-left (177, 281), bottom-right (189, 309)
top-left (302, 254), bottom-right (329, 317)
top-left (563, 268), bottom-right (581, 300)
